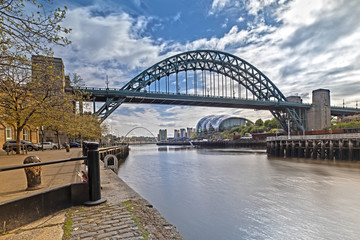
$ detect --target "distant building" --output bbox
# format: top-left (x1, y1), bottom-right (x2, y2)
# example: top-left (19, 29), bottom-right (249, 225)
top-left (187, 128), bottom-right (196, 138)
top-left (174, 129), bottom-right (180, 139)
top-left (196, 115), bottom-right (251, 136)
top-left (180, 128), bottom-right (186, 138)
top-left (158, 129), bottom-right (167, 141)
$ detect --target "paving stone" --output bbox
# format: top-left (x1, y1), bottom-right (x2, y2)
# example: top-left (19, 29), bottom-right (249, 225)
top-left (69, 203), bottom-right (143, 239)
top-left (118, 228), bottom-right (134, 234)
top-left (110, 223), bottom-right (129, 230)
top-left (97, 230), bottom-right (119, 238)
top-left (102, 220), bottom-right (116, 225)
top-left (81, 238), bottom-right (94, 240)
top-left (92, 224), bottom-right (112, 231)
top-left (79, 232), bottom-right (97, 238)
top-left (117, 232), bottom-right (135, 238)
top-left (105, 225), bottom-right (129, 232)
top-left (71, 229), bottom-right (87, 236)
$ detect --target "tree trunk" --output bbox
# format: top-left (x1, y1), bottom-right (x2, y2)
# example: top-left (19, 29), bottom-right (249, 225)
top-left (16, 127), bottom-right (23, 154)
top-left (56, 130), bottom-right (61, 149)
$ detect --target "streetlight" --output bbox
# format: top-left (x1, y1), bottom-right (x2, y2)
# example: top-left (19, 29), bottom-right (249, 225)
top-left (287, 119), bottom-right (291, 139)
top-left (105, 75), bottom-right (109, 89)
top-left (41, 126), bottom-right (44, 151)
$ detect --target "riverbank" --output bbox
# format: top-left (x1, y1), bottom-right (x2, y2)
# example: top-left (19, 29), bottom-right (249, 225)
top-left (157, 139), bottom-right (266, 148)
top-left (0, 149), bottom-right (184, 239)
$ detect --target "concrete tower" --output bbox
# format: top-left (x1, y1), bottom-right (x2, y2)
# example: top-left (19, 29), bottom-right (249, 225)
top-left (306, 89), bottom-right (331, 130)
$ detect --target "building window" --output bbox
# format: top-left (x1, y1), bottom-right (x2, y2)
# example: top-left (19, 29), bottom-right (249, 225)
top-left (6, 127), bottom-right (12, 141)
top-left (23, 128), bottom-right (29, 141)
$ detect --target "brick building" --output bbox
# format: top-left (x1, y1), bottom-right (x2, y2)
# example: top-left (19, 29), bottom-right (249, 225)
top-left (0, 55), bottom-right (69, 149)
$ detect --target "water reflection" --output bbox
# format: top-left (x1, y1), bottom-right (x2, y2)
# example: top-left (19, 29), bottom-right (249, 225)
top-left (118, 145), bottom-right (360, 240)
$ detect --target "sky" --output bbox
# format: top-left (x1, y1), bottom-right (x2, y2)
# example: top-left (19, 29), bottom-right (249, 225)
top-left (50, 0), bottom-right (360, 137)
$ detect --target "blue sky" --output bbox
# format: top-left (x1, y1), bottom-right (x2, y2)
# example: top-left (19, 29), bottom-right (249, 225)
top-left (51, 0), bottom-right (360, 137)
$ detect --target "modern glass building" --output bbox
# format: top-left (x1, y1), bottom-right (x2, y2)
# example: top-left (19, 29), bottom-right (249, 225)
top-left (196, 115), bottom-right (250, 135)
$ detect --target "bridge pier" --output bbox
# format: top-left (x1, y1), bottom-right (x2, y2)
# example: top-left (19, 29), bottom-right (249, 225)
top-left (349, 140), bottom-right (353, 161)
top-left (320, 141), bottom-right (325, 159)
top-left (329, 140), bottom-right (334, 160)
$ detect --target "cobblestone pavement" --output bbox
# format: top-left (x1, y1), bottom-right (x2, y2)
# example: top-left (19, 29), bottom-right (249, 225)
top-left (0, 148), bottom-right (184, 240)
top-left (69, 203), bottom-right (145, 240)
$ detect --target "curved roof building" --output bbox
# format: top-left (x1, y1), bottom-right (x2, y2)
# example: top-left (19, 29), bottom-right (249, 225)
top-left (196, 115), bottom-right (250, 135)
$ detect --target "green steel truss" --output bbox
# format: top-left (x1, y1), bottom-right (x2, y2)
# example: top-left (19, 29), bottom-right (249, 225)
top-left (120, 50), bottom-right (305, 131)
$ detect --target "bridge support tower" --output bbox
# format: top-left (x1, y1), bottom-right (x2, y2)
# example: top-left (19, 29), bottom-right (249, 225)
top-left (306, 89), bottom-right (331, 131)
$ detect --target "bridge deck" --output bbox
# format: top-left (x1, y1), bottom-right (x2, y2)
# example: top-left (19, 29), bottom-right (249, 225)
top-left (82, 88), bottom-right (311, 111)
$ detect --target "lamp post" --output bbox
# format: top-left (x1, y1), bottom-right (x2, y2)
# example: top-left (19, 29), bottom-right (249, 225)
top-left (105, 75), bottom-right (109, 89)
top-left (41, 126), bottom-right (44, 151)
top-left (287, 119), bottom-right (291, 139)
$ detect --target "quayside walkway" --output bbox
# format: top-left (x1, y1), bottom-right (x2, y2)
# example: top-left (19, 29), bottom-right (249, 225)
top-left (0, 149), bottom-right (183, 240)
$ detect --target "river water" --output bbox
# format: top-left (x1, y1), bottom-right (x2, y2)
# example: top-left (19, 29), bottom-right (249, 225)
top-left (117, 144), bottom-right (360, 240)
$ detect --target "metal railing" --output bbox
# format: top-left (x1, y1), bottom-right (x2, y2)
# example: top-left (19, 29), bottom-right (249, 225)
top-left (267, 133), bottom-right (360, 141)
top-left (0, 142), bottom-right (106, 206)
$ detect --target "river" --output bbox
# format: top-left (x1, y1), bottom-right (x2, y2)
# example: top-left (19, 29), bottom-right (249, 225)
top-left (117, 144), bottom-right (360, 240)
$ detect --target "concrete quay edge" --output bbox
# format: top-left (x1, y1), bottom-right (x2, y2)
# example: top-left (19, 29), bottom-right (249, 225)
top-left (0, 153), bottom-right (184, 240)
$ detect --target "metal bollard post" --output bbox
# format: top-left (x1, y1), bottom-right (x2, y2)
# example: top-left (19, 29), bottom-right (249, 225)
top-left (84, 142), bottom-right (106, 206)
top-left (82, 141), bottom-right (88, 165)
top-left (23, 155), bottom-right (42, 190)
top-left (82, 141), bottom-right (88, 156)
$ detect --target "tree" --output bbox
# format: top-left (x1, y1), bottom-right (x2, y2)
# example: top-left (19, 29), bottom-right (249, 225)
top-left (0, 57), bottom-right (70, 153)
top-left (255, 119), bottom-right (264, 127)
top-left (0, 0), bottom-right (70, 58)
top-left (264, 118), bottom-right (281, 129)
top-left (32, 96), bottom-right (75, 149)
top-left (0, 1), bottom-right (70, 153)
top-left (31, 73), bottom-right (96, 148)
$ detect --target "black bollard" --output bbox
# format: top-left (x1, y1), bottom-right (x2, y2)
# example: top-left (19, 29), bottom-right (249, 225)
top-left (84, 142), bottom-right (106, 206)
top-left (82, 141), bottom-right (88, 165)
top-left (23, 155), bottom-right (42, 190)
top-left (82, 141), bottom-right (88, 156)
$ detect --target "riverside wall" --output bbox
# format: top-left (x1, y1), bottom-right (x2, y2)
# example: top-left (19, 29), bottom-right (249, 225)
top-left (267, 133), bottom-right (360, 161)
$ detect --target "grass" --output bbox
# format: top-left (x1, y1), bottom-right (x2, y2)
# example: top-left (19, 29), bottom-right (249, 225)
top-left (122, 200), bottom-right (150, 240)
top-left (62, 210), bottom-right (74, 240)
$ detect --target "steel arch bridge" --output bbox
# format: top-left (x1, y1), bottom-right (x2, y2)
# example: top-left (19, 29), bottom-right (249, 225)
top-left (78, 50), bottom-right (360, 132)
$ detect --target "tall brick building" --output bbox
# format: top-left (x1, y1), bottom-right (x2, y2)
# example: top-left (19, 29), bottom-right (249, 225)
top-left (0, 56), bottom-right (69, 149)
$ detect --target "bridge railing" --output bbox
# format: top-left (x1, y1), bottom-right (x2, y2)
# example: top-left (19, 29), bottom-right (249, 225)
top-left (77, 87), bottom-right (359, 111)
top-left (77, 86), bottom-right (304, 104)
top-left (267, 133), bottom-right (360, 141)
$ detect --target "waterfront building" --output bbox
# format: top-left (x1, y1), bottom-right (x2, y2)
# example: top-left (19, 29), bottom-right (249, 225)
top-left (0, 125), bottom-right (39, 147)
top-left (180, 128), bottom-right (186, 138)
top-left (174, 129), bottom-right (180, 139)
top-left (196, 115), bottom-right (250, 136)
top-left (0, 56), bottom-right (68, 147)
top-left (187, 128), bottom-right (196, 138)
top-left (32, 55), bottom-right (71, 144)
top-left (158, 129), bottom-right (167, 141)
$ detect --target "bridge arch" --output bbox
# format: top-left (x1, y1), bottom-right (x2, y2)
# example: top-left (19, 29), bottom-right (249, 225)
top-left (83, 50), bottom-right (308, 131)
top-left (122, 126), bottom-right (158, 143)
top-left (121, 50), bottom-right (304, 131)
top-left (122, 50), bottom-right (286, 102)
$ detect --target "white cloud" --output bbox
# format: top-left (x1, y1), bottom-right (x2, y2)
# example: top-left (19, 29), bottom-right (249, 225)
top-left (245, 0), bottom-right (277, 16)
top-left (54, 0), bottom-right (360, 136)
top-left (57, 7), bottom-right (161, 72)
top-left (237, 17), bottom-right (244, 22)
top-left (173, 12), bottom-right (181, 22)
top-left (209, 0), bottom-right (232, 14)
